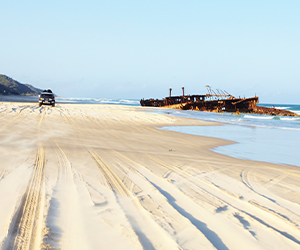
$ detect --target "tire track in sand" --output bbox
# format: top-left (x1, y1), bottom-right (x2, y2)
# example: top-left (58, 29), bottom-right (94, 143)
top-left (41, 140), bottom-right (77, 249)
top-left (89, 150), bottom-right (175, 250)
top-left (115, 151), bottom-right (300, 249)
top-left (89, 150), bottom-right (130, 197)
top-left (4, 147), bottom-right (46, 250)
top-left (51, 111), bottom-right (171, 248)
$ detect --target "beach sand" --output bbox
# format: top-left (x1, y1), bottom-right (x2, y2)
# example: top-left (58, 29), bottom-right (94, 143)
top-left (0, 102), bottom-right (299, 250)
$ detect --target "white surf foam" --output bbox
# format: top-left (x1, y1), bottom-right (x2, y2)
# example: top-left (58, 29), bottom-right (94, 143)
top-left (244, 115), bottom-right (273, 120)
top-left (275, 106), bottom-right (290, 110)
top-left (280, 117), bottom-right (300, 121)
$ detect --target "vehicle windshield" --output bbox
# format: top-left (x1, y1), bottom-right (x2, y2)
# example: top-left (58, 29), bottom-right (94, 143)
top-left (41, 94), bottom-right (54, 98)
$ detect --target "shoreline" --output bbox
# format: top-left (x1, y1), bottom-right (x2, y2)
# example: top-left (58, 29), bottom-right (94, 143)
top-left (0, 102), bottom-right (299, 249)
top-left (160, 124), bottom-right (300, 168)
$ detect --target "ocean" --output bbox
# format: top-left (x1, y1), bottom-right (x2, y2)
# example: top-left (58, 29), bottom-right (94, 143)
top-left (1, 95), bottom-right (299, 167)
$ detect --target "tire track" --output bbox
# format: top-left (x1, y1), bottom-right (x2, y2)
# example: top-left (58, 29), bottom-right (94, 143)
top-left (51, 112), bottom-right (175, 248)
top-left (89, 150), bottom-right (182, 250)
top-left (4, 147), bottom-right (46, 250)
top-left (240, 168), bottom-right (300, 225)
top-left (89, 150), bottom-right (130, 197)
top-left (14, 146), bottom-right (45, 250)
top-left (40, 140), bottom-right (78, 249)
top-left (113, 151), bottom-right (300, 247)
top-left (112, 151), bottom-right (228, 210)
top-left (147, 154), bottom-right (243, 200)
top-left (241, 168), bottom-right (283, 203)
top-left (109, 150), bottom-right (230, 249)
top-left (45, 142), bottom-right (149, 249)
top-left (38, 109), bottom-right (46, 127)
top-left (147, 154), bottom-right (193, 178)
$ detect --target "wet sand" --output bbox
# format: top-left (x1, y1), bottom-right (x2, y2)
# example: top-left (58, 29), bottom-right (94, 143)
top-left (0, 102), bottom-right (299, 250)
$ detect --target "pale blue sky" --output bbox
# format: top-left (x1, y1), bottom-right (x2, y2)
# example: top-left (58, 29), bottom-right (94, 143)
top-left (1, 1), bottom-right (299, 103)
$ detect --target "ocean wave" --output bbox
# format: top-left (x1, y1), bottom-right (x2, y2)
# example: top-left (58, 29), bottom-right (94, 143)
top-left (57, 97), bottom-right (140, 105)
top-left (260, 103), bottom-right (300, 112)
top-left (280, 117), bottom-right (300, 121)
top-left (244, 115), bottom-right (273, 120)
top-left (275, 106), bottom-right (290, 110)
top-left (118, 99), bottom-right (140, 104)
top-left (243, 115), bottom-right (300, 122)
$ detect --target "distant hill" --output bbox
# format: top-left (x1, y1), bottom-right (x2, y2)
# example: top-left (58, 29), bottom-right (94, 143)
top-left (0, 74), bottom-right (43, 96)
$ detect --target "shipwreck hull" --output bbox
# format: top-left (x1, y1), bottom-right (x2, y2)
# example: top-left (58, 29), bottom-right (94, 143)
top-left (182, 97), bottom-right (259, 112)
top-left (140, 88), bottom-right (299, 116)
top-left (140, 96), bottom-right (259, 113)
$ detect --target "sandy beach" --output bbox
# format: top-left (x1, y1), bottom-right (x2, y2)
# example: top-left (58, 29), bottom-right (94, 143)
top-left (0, 102), bottom-right (299, 250)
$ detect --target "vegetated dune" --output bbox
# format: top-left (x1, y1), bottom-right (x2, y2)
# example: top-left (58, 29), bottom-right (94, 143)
top-left (0, 102), bottom-right (299, 250)
top-left (0, 74), bottom-right (42, 96)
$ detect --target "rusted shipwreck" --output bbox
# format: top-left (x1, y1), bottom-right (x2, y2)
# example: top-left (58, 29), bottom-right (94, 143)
top-left (140, 87), bottom-right (299, 117)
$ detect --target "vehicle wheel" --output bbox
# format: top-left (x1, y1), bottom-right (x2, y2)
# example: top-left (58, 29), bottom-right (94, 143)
top-left (52, 104), bottom-right (55, 107)
top-left (39, 103), bottom-right (42, 107)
